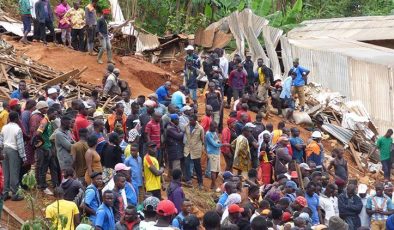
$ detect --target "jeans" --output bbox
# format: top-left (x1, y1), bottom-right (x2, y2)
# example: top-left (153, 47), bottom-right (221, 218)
top-left (382, 159), bottom-right (391, 180)
top-left (71, 28), bottom-right (85, 51)
top-left (189, 88), bottom-right (197, 101)
top-left (39, 20), bottom-right (56, 43)
top-left (97, 36), bottom-right (112, 62)
top-left (3, 148), bottom-right (22, 195)
top-left (61, 28), bottom-right (71, 45)
top-left (205, 158), bottom-right (211, 177)
top-left (21, 15), bottom-right (32, 34)
top-left (86, 25), bottom-right (96, 52)
top-left (36, 148), bottom-right (60, 189)
top-left (232, 88), bottom-right (244, 100)
top-left (192, 158), bottom-right (203, 185)
top-left (33, 18), bottom-right (40, 40)
top-left (183, 155), bottom-right (192, 182)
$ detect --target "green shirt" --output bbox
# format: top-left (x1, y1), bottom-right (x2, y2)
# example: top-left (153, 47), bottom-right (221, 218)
top-left (41, 119), bottom-right (54, 150)
top-left (19, 0), bottom-right (31, 15)
top-left (377, 136), bottom-right (393, 161)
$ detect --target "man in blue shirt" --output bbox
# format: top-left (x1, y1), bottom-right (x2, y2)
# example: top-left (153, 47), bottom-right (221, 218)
top-left (289, 127), bottom-right (305, 163)
top-left (95, 190), bottom-right (116, 229)
top-left (124, 143), bottom-right (143, 203)
top-left (305, 182), bottom-right (322, 225)
top-left (83, 172), bottom-right (103, 224)
top-left (172, 199), bottom-right (193, 229)
top-left (155, 81), bottom-right (172, 106)
top-left (171, 85), bottom-right (188, 110)
top-left (290, 58), bottom-right (310, 111)
top-left (216, 182), bottom-right (236, 215)
top-left (10, 80), bottom-right (27, 100)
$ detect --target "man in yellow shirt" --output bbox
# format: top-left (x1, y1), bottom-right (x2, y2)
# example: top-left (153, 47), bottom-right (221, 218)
top-left (144, 142), bottom-right (164, 199)
top-left (45, 187), bottom-right (80, 229)
top-left (0, 101), bottom-right (9, 131)
top-left (256, 58), bottom-right (273, 103)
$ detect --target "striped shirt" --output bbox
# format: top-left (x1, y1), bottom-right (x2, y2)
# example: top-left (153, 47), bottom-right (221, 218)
top-left (366, 195), bottom-right (394, 221)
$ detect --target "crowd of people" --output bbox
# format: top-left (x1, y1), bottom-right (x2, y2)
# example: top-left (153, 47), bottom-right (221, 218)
top-left (8, 5), bottom-right (394, 228)
top-left (19, 0), bottom-right (114, 64)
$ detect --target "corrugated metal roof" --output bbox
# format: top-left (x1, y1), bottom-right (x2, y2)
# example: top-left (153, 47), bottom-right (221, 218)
top-left (322, 123), bottom-right (354, 145)
top-left (288, 15), bottom-right (394, 41)
top-left (288, 38), bottom-right (394, 67)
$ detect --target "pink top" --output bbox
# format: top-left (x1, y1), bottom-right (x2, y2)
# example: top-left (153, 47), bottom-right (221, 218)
top-left (55, 3), bottom-right (71, 29)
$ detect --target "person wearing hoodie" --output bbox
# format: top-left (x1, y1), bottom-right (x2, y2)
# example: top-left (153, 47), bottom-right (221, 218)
top-left (167, 168), bottom-right (185, 214)
top-left (60, 168), bottom-right (83, 201)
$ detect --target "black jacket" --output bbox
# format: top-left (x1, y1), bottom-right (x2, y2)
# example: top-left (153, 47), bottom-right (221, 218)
top-left (256, 65), bottom-right (274, 86)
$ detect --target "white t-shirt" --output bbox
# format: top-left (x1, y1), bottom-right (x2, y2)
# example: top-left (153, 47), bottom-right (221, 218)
top-left (139, 220), bottom-right (157, 230)
top-left (319, 194), bottom-right (336, 225)
top-left (359, 195), bottom-right (370, 227)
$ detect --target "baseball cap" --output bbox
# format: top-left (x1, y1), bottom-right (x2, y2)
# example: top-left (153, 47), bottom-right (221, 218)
top-left (143, 99), bottom-right (156, 107)
top-left (286, 181), bottom-right (297, 189)
top-left (82, 101), bottom-right (92, 109)
top-left (311, 131), bottom-right (322, 138)
top-left (358, 184), bottom-right (368, 194)
top-left (282, 212), bottom-right (292, 222)
top-left (156, 200), bottom-right (178, 216)
top-left (181, 105), bottom-right (192, 112)
top-left (223, 171), bottom-right (234, 180)
top-left (36, 101), bottom-right (49, 110)
top-left (114, 163), bottom-right (130, 172)
top-left (228, 204), bottom-right (244, 214)
top-left (295, 196), bottom-right (307, 207)
top-left (47, 88), bottom-right (57, 95)
top-left (185, 45), bottom-right (194, 51)
top-left (90, 171), bottom-right (102, 179)
top-left (9, 99), bottom-right (20, 108)
top-left (299, 163), bottom-right (311, 170)
top-left (385, 182), bottom-right (393, 189)
top-left (170, 114), bottom-right (179, 120)
top-left (143, 196), bottom-right (160, 211)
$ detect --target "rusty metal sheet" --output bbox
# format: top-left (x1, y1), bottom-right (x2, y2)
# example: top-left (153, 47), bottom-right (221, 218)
top-left (200, 29), bottom-right (215, 48)
top-left (194, 28), bottom-right (204, 46)
top-left (135, 33), bottom-right (160, 53)
top-left (211, 31), bottom-right (233, 49)
top-left (262, 26), bottom-right (282, 79)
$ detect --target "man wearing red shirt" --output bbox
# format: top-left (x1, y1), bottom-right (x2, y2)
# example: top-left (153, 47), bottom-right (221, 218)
top-left (73, 102), bottom-right (91, 141)
top-left (145, 111), bottom-right (162, 161)
top-left (228, 63), bottom-right (247, 101)
top-left (200, 105), bottom-right (213, 133)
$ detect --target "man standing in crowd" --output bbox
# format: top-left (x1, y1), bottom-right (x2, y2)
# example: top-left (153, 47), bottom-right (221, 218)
top-left (65, 1), bottom-right (85, 51)
top-left (144, 142), bottom-right (164, 199)
top-left (19, 0), bottom-right (32, 44)
top-left (184, 58), bottom-right (199, 105)
top-left (0, 112), bottom-right (26, 201)
top-left (73, 102), bottom-right (91, 141)
top-left (35, 107), bottom-right (59, 195)
top-left (375, 129), bottom-right (393, 182)
top-left (35, 0), bottom-right (56, 45)
top-left (85, 0), bottom-right (97, 55)
top-left (97, 8), bottom-right (113, 64)
top-left (95, 190), bottom-right (116, 229)
top-left (184, 114), bottom-right (204, 188)
top-left (338, 183), bottom-right (363, 229)
top-left (54, 115), bottom-right (74, 172)
top-left (256, 58), bottom-right (273, 103)
top-left (71, 128), bottom-right (89, 183)
top-left (290, 58), bottom-right (310, 111)
top-left (366, 182), bottom-right (394, 230)
top-left (228, 63), bottom-right (247, 103)
top-left (165, 114), bottom-right (184, 171)
top-left (83, 172), bottom-right (103, 224)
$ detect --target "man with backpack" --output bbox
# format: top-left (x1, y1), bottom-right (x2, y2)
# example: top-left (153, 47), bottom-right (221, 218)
top-left (82, 172), bottom-right (103, 224)
top-left (172, 199), bottom-right (193, 229)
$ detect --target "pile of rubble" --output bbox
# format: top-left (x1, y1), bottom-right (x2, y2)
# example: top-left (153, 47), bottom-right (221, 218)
top-left (0, 38), bottom-right (117, 109)
top-left (303, 82), bottom-right (382, 181)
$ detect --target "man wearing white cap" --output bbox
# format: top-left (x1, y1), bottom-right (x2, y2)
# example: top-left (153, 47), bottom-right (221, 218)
top-left (358, 183), bottom-right (370, 228)
top-left (306, 131), bottom-right (323, 166)
top-left (46, 87), bottom-right (59, 107)
top-left (184, 45), bottom-right (200, 70)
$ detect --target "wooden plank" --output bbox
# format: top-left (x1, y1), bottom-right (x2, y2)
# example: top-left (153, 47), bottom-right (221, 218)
top-left (62, 66), bottom-right (88, 86)
top-left (3, 205), bottom-right (24, 225)
top-left (0, 64), bottom-right (12, 91)
top-left (348, 143), bottom-right (364, 171)
top-left (38, 69), bottom-right (80, 89)
top-left (0, 86), bottom-right (11, 100)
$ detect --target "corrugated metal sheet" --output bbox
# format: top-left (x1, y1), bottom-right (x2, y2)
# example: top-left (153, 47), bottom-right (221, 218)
top-left (135, 33), bottom-right (160, 53)
top-left (322, 123), bottom-right (354, 145)
top-left (288, 15), bottom-right (394, 41)
top-left (280, 37), bottom-right (293, 76)
top-left (262, 26), bottom-right (282, 78)
top-left (348, 59), bottom-right (394, 134)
